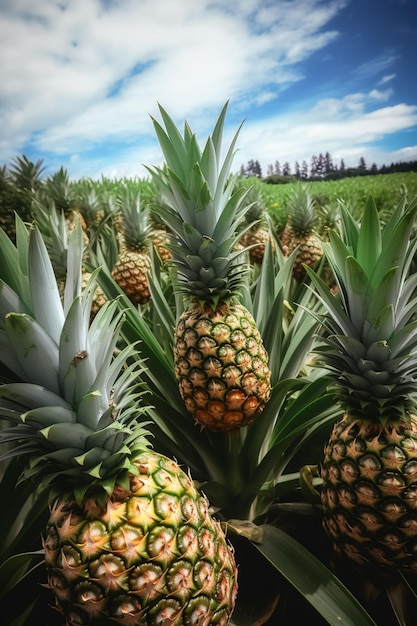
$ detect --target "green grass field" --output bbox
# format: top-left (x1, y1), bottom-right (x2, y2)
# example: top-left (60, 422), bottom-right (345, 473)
top-left (248, 171), bottom-right (417, 226)
top-left (72, 170), bottom-right (417, 229)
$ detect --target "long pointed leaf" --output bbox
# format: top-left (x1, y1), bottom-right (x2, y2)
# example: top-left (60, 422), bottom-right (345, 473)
top-left (252, 525), bottom-right (377, 626)
top-left (28, 226), bottom-right (64, 344)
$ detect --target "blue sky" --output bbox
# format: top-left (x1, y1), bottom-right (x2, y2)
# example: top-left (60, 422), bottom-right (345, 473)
top-left (1, 0), bottom-right (416, 179)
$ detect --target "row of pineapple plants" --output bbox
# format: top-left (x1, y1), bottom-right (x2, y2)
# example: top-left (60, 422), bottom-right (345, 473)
top-left (0, 103), bottom-right (417, 624)
top-left (1, 128), bottom-right (330, 619)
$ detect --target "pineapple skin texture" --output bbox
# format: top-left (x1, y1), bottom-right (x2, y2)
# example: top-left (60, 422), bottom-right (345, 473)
top-left (174, 302), bottom-right (271, 432)
top-left (112, 249), bottom-right (151, 306)
top-left (239, 226), bottom-right (275, 265)
top-left (280, 225), bottom-right (323, 280)
top-left (43, 451), bottom-right (237, 625)
top-left (152, 230), bottom-right (172, 263)
top-left (321, 412), bottom-right (417, 572)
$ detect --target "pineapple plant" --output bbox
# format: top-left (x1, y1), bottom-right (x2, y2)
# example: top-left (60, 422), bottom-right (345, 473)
top-left (316, 199), bottom-right (341, 242)
top-left (146, 103), bottom-right (271, 432)
top-left (111, 187), bottom-right (153, 306)
top-left (76, 183), bottom-right (107, 232)
top-left (280, 184), bottom-right (323, 280)
top-left (0, 222), bottom-right (238, 625)
top-left (305, 194), bottom-right (417, 574)
top-left (238, 185), bottom-right (276, 264)
top-left (31, 196), bottom-right (106, 320)
top-left (38, 165), bottom-right (88, 239)
top-left (0, 165), bottom-right (20, 241)
top-left (0, 155), bottom-right (45, 242)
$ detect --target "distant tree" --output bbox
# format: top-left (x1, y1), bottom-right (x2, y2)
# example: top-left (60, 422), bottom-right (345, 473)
top-left (294, 161), bottom-right (300, 179)
top-left (358, 156), bottom-right (367, 171)
top-left (300, 160), bottom-right (309, 180)
top-left (310, 155), bottom-right (319, 177)
top-left (247, 160), bottom-right (255, 176)
top-left (240, 160), bottom-right (262, 178)
top-left (324, 152), bottom-right (334, 175)
top-left (243, 152), bottom-right (414, 183)
top-left (317, 153), bottom-right (326, 178)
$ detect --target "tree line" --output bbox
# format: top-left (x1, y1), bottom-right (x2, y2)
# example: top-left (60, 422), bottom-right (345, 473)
top-left (240, 153), bottom-right (417, 183)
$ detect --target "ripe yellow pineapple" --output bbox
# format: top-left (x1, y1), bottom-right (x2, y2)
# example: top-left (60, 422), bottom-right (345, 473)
top-left (150, 207), bottom-right (172, 263)
top-left (280, 184), bottom-right (323, 280)
top-left (152, 229), bottom-right (172, 262)
top-left (111, 188), bottom-right (152, 306)
top-left (306, 195), bottom-right (417, 573)
top-left (0, 224), bottom-right (238, 625)
top-left (146, 103), bottom-right (271, 432)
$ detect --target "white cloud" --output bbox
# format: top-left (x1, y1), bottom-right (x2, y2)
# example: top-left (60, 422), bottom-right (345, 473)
top-left (0, 0), bottom-right (415, 179)
top-left (236, 100), bottom-right (417, 172)
top-left (379, 73), bottom-right (396, 85)
top-left (352, 53), bottom-right (400, 82)
top-left (0, 0), bottom-right (347, 154)
top-left (368, 88), bottom-right (394, 102)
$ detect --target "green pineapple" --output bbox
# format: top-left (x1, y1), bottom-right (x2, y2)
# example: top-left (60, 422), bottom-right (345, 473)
top-left (146, 103), bottom-right (271, 432)
top-left (306, 194), bottom-right (417, 572)
top-left (111, 188), bottom-right (152, 306)
top-left (0, 224), bottom-right (238, 624)
top-left (280, 184), bottom-right (323, 280)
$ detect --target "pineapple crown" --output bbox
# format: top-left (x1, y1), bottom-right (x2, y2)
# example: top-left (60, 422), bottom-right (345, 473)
top-left (116, 186), bottom-right (153, 250)
top-left (31, 196), bottom-right (71, 281)
top-left (76, 185), bottom-right (106, 225)
top-left (286, 183), bottom-right (318, 236)
top-left (240, 184), bottom-right (268, 226)
top-left (0, 222), bottom-right (151, 502)
top-left (145, 102), bottom-right (252, 307)
top-left (306, 194), bottom-right (417, 421)
top-left (37, 166), bottom-right (77, 214)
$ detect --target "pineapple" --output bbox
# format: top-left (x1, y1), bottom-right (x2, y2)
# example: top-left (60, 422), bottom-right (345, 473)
top-left (306, 194), bottom-right (417, 573)
top-left (238, 185), bottom-right (276, 264)
top-left (111, 188), bottom-right (152, 306)
top-left (0, 223), bottom-right (238, 624)
top-left (146, 103), bottom-right (271, 432)
top-left (280, 184), bottom-right (323, 280)
top-left (152, 228), bottom-right (172, 263)
top-left (76, 184), bottom-right (107, 231)
top-left (150, 203), bottom-right (172, 263)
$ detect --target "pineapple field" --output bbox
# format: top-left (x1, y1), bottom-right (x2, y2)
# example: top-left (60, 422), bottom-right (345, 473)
top-left (1, 107), bottom-right (417, 626)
